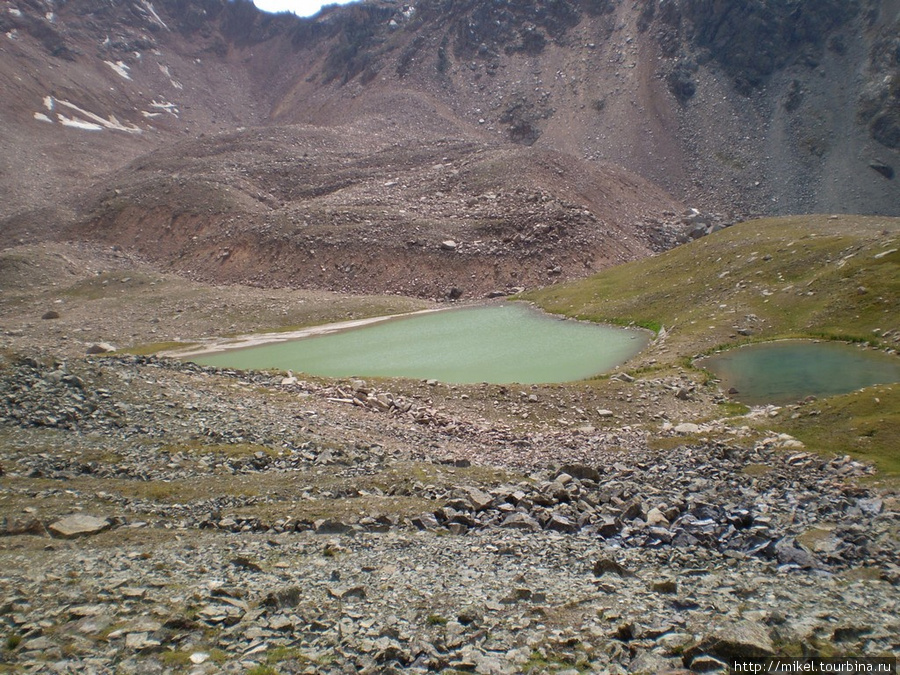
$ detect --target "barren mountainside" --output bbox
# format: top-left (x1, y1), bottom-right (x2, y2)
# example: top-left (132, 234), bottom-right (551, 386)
top-left (1, 0), bottom-right (898, 295)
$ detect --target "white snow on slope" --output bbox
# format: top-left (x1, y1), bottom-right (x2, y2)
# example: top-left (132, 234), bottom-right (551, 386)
top-left (58, 115), bottom-right (103, 130)
top-left (140, 0), bottom-right (169, 31)
top-left (56, 99), bottom-right (141, 133)
top-left (151, 100), bottom-right (179, 116)
top-left (35, 97), bottom-right (143, 133)
top-left (105, 60), bottom-right (132, 80)
top-left (158, 63), bottom-right (183, 89)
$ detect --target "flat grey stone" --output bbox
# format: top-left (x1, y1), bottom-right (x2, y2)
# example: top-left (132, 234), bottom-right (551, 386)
top-left (48, 515), bottom-right (110, 538)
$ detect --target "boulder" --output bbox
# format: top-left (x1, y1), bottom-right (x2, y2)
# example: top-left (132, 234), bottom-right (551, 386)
top-left (646, 507), bottom-right (670, 527)
top-left (688, 620), bottom-right (775, 661)
top-left (592, 558), bottom-right (635, 578)
top-left (559, 463), bottom-right (601, 482)
top-left (463, 486), bottom-right (494, 511)
top-left (674, 422), bottom-right (701, 434)
top-left (48, 515), bottom-right (110, 538)
top-left (86, 342), bottom-right (116, 354)
top-left (501, 512), bottom-right (540, 531)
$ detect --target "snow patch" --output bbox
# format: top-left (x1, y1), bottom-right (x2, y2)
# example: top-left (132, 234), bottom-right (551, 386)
top-left (150, 100), bottom-right (178, 117)
top-left (58, 115), bottom-right (103, 131)
top-left (105, 60), bottom-right (132, 80)
top-left (45, 11), bottom-right (55, 22)
top-left (140, 0), bottom-right (169, 31)
top-left (55, 98), bottom-right (142, 133)
top-left (141, 111), bottom-right (161, 118)
top-left (158, 63), bottom-right (183, 89)
top-left (37, 96), bottom-right (142, 134)
top-left (8, 7), bottom-right (22, 17)
top-left (6, 30), bottom-right (18, 40)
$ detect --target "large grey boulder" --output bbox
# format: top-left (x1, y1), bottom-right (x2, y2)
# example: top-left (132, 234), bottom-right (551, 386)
top-left (48, 515), bottom-right (110, 538)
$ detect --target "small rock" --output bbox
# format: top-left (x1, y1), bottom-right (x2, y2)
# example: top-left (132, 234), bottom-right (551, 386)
top-left (124, 632), bottom-right (161, 650)
top-left (314, 519), bottom-right (353, 534)
top-left (593, 558), bottom-right (635, 577)
top-left (690, 654), bottom-right (731, 672)
top-left (646, 507), bottom-right (670, 527)
top-left (86, 342), bottom-right (116, 354)
top-left (501, 512), bottom-right (540, 532)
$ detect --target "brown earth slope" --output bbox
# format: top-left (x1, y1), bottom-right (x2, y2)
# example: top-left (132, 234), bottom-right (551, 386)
top-left (1, 0), bottom-right (898, 298)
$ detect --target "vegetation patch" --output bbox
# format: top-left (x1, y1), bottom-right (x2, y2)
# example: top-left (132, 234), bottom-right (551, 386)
top-left (758, 384), bottom-right (900, 479)
top-left (741, 463), bottom-right (773, 477)
top-left (523, 216), bottom-right (899, 357)
top-left (524, 216), bottom-right (900, 475)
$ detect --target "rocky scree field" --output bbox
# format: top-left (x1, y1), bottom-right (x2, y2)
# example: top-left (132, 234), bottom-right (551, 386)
top-left (0, 216), bottom-right (898, 673)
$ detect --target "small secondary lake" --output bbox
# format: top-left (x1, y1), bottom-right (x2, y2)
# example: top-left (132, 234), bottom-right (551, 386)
top-left (698, 340), bottom-right (900, 406)
top-left (190, 304), bottom-right (650, 384)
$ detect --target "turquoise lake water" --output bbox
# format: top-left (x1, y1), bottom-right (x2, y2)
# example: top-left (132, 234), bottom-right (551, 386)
top-left (698, 340), bottom-right (900, 405)
top-left (190, 304), bottom-right (650, 384)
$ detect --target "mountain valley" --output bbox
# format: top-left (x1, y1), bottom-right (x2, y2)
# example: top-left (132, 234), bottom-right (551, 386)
top-left (0, 0), bottom-right (899, 673)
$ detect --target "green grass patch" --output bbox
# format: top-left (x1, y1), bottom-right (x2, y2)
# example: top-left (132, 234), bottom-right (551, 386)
top-left (523, 215), bottom-right (900, 477)
top-left (523, 215), bottom-right (899, 357)
top-left (160, 651), bottom-right (193, 667)
top-left (717, 400), bottom-right (751, 417)
top-left (741, 463), bottom-right (773, 476)
top-left (757, 384), bottom-right (900, 478)
top-left (265, 647), bottom-right (307, 665)
top-left (246, 666), bottom-right (279, 675)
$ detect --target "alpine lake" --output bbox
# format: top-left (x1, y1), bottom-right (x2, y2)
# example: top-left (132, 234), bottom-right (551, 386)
top-left (698, 340), bottom-right (900, 406)
top-left (189, 303), bottom-right (651, 385)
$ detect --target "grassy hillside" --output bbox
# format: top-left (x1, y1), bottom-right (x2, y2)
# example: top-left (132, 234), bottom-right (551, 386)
top-left (524, 215), bottom-right (899, 359)
top-left (523, 215), bottom-right (900, 477)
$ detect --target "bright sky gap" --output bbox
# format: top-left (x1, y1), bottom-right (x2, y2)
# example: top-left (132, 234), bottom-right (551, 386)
top-left (252, 0), bottom-right (359, 18)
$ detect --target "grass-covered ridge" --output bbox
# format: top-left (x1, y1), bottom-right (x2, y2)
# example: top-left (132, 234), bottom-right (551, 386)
top-left (523, 215), bottom-right (899, 359)
top-left (523, 215), bottom-right (900, 477)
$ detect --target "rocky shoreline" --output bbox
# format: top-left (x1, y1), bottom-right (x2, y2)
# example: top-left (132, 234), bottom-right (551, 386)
top-left (1, 353), bottom-right (898, 673)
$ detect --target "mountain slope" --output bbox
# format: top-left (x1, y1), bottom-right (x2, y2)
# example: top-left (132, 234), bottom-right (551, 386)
top-left (60, 124), bottom-right (683, 298)
top-left (1, 0), bottom-right (898, 299)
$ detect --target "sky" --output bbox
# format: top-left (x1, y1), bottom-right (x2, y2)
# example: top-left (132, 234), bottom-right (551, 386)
top-left (253, 0), bottom-right (359, 18)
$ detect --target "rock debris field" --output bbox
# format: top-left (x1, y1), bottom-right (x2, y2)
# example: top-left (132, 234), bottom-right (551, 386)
top-left (0, 354), bottom-right (898, 674)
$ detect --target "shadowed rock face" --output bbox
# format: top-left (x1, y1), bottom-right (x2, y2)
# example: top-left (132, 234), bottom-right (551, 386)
top-left (678, 0), bottom-right (859, 91)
